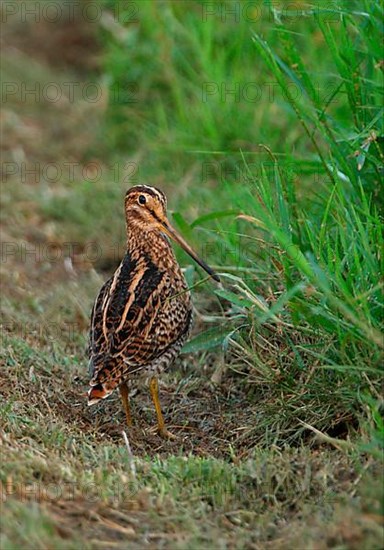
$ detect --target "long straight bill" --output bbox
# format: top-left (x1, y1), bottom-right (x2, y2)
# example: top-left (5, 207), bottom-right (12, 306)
top-left (162, 221), bottom-right (220, 282)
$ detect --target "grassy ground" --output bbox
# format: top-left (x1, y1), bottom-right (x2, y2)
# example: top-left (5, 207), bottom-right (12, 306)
top-left (1, 1), bottom-right (383, 548)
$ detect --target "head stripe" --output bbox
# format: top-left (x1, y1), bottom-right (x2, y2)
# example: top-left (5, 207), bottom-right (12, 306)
top-left (126, 185), bottom-right (166, 206)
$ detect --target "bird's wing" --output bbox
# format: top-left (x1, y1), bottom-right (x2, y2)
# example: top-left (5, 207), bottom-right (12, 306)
top-left (87, 276), bottom-right (113, 376)
top-left (88, 251), bottom-right (191, 383)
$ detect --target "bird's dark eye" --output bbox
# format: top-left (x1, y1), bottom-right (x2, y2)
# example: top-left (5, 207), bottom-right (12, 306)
top-left (138, 194), bottom-right (146, 205)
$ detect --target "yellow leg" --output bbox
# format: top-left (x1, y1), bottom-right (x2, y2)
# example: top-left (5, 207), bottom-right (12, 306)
top-left (119, 382), bottom-right (132, 427)
top-left (149, 377), bottom-right (176, 440)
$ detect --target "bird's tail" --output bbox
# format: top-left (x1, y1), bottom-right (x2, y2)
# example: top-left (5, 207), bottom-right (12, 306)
top-left (87, 382), bottom-right (113, 406)
top-left (88, 354), bottom-right (123, 405)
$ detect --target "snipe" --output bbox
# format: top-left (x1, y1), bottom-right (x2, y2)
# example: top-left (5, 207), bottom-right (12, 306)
top-left (87, 185), bottom-right (219, 438)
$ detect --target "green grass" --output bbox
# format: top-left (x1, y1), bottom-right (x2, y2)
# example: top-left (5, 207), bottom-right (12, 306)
top-left (1, 0), bottom-right (383, 547)
top-left (95, 0), bottom-right (384, 448)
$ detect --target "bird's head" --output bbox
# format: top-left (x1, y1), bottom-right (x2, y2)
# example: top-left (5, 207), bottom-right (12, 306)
top-left (125, 185), bottom-right (219, 282)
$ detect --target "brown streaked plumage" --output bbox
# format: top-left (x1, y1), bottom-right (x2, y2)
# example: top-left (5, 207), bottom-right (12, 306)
top-left (87, 185), bottom-right (219, 438)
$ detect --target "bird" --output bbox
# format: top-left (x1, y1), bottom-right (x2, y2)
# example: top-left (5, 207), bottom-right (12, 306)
top-left (87, 185), bottom-right (219, 438)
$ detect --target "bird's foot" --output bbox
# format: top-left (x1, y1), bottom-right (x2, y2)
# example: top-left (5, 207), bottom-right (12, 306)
top-left (149, 425), bottom-right (177, 440)
top-left (159, 426), bottom-right (177, 440)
